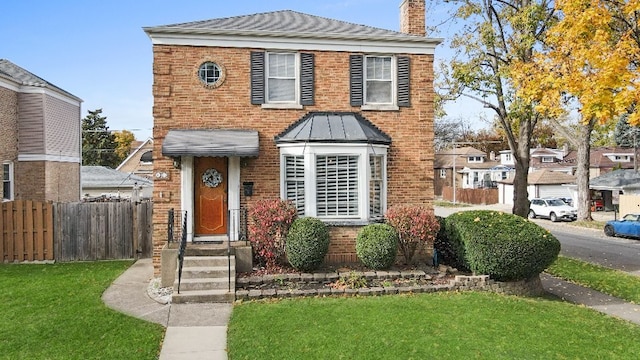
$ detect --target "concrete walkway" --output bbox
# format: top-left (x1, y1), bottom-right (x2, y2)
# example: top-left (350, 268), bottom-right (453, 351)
top-left (102, 259), bottom-right (231, 360)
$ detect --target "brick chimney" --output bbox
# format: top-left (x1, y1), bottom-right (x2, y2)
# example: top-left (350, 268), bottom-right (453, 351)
top-left (400, 0), bottom-right (426, 36)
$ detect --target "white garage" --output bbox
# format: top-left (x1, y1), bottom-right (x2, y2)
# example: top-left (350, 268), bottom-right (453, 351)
top-left (498, 169), bottom-right (575, 205)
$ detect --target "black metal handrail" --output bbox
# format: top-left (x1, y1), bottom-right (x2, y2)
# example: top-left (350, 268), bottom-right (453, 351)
top-left (167, 208), bottom-right (174, 244)
top-left (177, 211), bottom-right (188, 294)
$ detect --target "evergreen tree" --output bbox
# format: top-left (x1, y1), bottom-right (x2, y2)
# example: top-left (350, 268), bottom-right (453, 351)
top-left (82, 109), bottom-right (120, 168)
top-left (614, 114), bottom-right (640, 148)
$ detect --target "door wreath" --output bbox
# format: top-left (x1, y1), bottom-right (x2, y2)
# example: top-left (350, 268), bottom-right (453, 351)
top-left (202, 168), bottom-right (223, 188)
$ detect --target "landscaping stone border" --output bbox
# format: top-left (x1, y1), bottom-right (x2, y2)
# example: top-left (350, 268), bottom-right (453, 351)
top-left (235, 271), bottom-right (545, 301)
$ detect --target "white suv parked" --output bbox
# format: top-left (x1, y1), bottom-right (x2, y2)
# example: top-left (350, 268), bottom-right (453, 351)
top-left (529, 198), bottom-right (577, 222)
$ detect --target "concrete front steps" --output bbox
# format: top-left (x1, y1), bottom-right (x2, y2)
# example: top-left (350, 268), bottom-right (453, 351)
top-left (172, 255), bottom-right (236, 303)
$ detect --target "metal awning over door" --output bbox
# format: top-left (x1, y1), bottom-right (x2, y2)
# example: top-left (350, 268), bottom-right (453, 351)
top-left (162, 129), bottom-right (259, 157)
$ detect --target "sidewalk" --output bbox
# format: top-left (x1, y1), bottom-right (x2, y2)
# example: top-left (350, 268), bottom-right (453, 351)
top-left (102, 253), bottom-right (640, 360)
top-left (102, 259), bottom-right (231, 360)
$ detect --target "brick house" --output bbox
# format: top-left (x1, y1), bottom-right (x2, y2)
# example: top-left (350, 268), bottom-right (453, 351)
top-left (0, 59), bottom-right (82, 202)
top-left (145, 0), bottom-right (441, 275)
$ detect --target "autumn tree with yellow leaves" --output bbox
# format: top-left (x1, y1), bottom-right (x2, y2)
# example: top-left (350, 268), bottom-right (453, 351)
top-left (437, 0), bottom-right (556, 217)
top-left (513, 0), bottom-right (639, 220)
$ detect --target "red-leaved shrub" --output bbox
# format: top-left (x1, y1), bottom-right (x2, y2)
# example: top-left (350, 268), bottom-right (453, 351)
top-left (248, 199), bottom-right (297, 269)
top-left (385, 205), bottom-right (440, 264)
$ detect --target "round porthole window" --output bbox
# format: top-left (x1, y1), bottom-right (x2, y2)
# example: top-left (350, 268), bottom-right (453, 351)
top-left (197, 61), bottom-right (225, 88)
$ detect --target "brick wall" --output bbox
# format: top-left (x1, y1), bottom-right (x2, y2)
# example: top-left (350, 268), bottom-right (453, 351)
top-left (0, 87), bottom-right (19, 200)
top-left (151, 45), bottom-right (436, 274)
top-left (15, 161), bottom-right (46, 201)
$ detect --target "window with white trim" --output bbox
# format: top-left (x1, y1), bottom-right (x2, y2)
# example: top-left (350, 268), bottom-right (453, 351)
top-left (369, 155), bottom-right (383, 218)
top-left (2, 162), bottom-right (13, 201)
top-left (317, 155), bottom-right (359, 217)
top-left (365, 56), bottom-right (393, 104)
top-left (251, 51), bottom-right (314, 107)
top-left (280, 145), bottom-right (387, 222)
top-left (468, 156), bottom-right (483, 163)
top-left (284, 155), bottom-right (305, 215)
top-left (439, 168), bottom-right (446, 178)
top-left (541, 156), bottom-right (554, 163)
top-left (266, 52), bottom-right (297, 103)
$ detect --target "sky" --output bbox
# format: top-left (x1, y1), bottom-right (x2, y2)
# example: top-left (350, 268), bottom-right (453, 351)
top-left (0, 0), bottom-right (491, 141)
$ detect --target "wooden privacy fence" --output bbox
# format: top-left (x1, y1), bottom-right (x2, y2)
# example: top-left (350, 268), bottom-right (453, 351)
top-left (0, 200), bottom-right (54, 262)
top-left (442, 187), bottom-right (499, 205)
top-left (1, 200), bottom-right (152, 263)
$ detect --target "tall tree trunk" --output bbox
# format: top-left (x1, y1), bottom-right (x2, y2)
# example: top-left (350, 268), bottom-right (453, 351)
top-left (576, 121), bottom-right (595, 221)
top-left (512, 118), bottom-right (533, 217)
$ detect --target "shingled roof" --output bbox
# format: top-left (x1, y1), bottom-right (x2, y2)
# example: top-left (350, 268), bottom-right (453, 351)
top-left (146, 10), bottom-right (429, 40)
top-left (0, 59), bottom-right (81, 101)
top-left (499, 169), bottom-right (575, 185)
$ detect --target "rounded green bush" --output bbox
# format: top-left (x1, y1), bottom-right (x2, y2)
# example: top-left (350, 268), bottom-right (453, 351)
top-left (285, 217), bottom-right (330, 271)
top-left (356, 224), bottom-right (398, 270)
top-left (444, 210), bottom-right (560, 281)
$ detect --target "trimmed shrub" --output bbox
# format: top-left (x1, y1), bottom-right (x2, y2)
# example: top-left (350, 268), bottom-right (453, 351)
top-left (285, 217), bottom-right (330, 271)
top-left (356, 224), bottom-right (398, 270)
top-left (248, 199), bottom-right (297, 269)
top-left (385, 205), bottom-right (440, 264)
top-left (444, 210), bottom-right (560, 281)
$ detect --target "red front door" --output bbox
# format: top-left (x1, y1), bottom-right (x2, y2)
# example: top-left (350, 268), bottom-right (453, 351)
top-left (194, 157), bottom-right (228, 236)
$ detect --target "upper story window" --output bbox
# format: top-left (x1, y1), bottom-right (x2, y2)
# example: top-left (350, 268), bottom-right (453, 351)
top-left (140, 151), bottom-right (153, 165)
top-left (350, 54), bottom-right (410, 110)
top-left (504, 153), bottom-right (512, 162)
top-left (468, 156), bottom-right (483, 163)
top-left (3, 162), bottom-right (13, 201)
top-left (365, 56), bottom-right (393, 104)
top-left (541, 156), bottom-right (554, 163)
top-left (267, 53), bottom-right (297, 102)
top-left (614, 155), bottom-right (630, 162)
top-left (197, 61), bottom-right (225, 88)
top-left (251, 51), bottom-right (314, 109)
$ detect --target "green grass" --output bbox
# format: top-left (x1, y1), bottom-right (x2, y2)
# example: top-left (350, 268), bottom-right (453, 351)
top-left (546, 256), bottom-right (640, 304)
top-left (433, 200), bottom-right (472, 208)
top-left (228, 292), bottom-right (640, 359)
top-left (570, 219), bottom-right (606, 230)
top-left (0, 261), bottom-right (164, 359)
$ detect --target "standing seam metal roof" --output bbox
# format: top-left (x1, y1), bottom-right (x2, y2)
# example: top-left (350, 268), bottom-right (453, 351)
top-left (275, 112), bottom-right (391, 145)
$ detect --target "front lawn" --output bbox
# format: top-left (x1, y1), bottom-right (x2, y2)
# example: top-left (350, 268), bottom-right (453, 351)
top-left (547, 255), bottom-right (640, 304)
top-left (0, 261), bottom-right (164, 360)
top-left (228, 292), bottom-right (640, 359)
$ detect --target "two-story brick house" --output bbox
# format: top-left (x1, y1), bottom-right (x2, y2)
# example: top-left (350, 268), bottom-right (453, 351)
top-left (0, 59), bottom-right (82, 202)
top-left (145, 0), bottom-right (441, 274)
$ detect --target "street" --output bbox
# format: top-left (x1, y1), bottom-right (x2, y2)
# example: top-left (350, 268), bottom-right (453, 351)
top-left (435, 205), bottom-right (640, 275)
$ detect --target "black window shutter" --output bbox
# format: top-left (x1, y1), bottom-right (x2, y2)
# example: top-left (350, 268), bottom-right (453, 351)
top-left (250, 51), bottom-right (265, 105)
top-left (397, 56), bottom-right (410, 107)
top-left (350, 54), bottom-right (363, 106)
top-left (300, 53), bottom-right (314, 106)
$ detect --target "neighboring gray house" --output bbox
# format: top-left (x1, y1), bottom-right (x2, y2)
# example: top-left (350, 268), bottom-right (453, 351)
top-left (0, 59), bottom-right (82, 202)
top-left (81, 166), bottom-right (152, 201)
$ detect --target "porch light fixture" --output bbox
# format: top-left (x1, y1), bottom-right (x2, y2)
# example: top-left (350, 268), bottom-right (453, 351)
top-left (172, 157), bottom-right (181, 169)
